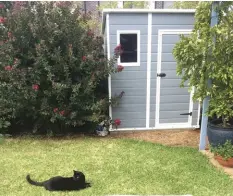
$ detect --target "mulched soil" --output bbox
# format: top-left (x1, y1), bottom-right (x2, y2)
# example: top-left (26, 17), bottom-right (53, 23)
top-left (9, 128), bottom-right (206, 149)
top-left (108, 129), bottom-right (203, 148)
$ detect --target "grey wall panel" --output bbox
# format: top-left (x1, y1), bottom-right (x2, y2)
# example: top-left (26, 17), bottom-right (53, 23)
top-left (112, 88), bottom-right (146, 96)
top-left (112, 71), bottom-right (147, 80)
top-left (155, 79), bottom-right (188, 88)
top-left (150, 96), bottom-right (156, 105)
top-left (160, 62), bottom-right (178, 70)
top-left (114, 104), bottom-right (147, 113)
top-left (192, 118), bottom-right (198, 126)
top-left (160, 118), bottom-right (188, 124)
top-left (162, 35), bottom-right (183, 43)
top-left (151, 43), bottom-right (158, 53)
top-left (161, 71), bottom-right (182, 79)
top-left (160, 103), bottom-right (190, 111)
top-left (151, 53), bottom-right (158, 63)
top-left (109, 13), bottom-right (148, 128)
top-left (160, 111), bottom-right (189, 120)
top-left (193, 102), bottom-right (199, 112)
top-left (150, 119), bottom-right (155, 127)
top-left (161, 53), bottom-right (176, 62)
top-left (160, 95), bottom-right (190, 103)
top-left (152, 13), bottom-right (195, 25)
top-left (160, 88), bottom-right (190, 95)
top-left (111, 80), bottom-right (146, 89)
top-left (117, 119), bottom-right (147, 128)
top-left (117, 96), bottom-right (147, 105)
top-left (109, 13), bottom-right (148, 25)
top-left (150, 13), bottom-right (194, 127)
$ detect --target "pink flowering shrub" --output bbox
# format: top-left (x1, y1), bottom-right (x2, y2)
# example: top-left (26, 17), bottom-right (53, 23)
top-left (0, 2), bottom-right (124, 134)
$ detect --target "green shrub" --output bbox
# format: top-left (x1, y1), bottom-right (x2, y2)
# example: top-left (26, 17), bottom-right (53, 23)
top-left (173, 2), bottom-right (233, 127)
top-left (210, 140), bottom-right (233, 160)
top-left (0, 2), bottom-right (123, 133)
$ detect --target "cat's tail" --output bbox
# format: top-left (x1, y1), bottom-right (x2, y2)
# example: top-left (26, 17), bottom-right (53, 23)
top-left (26, 174), bottom-right (44, 186)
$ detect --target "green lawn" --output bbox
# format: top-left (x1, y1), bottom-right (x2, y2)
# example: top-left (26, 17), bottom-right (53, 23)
top-left (0, 137), bottom-right (233, 196)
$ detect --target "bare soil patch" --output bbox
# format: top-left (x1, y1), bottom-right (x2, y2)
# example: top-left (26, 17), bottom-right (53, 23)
top-left (109, 129), bottom-right (202, 148)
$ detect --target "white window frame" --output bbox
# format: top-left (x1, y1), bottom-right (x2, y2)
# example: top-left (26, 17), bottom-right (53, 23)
top-left (116, 30), bottom-right (140, 67)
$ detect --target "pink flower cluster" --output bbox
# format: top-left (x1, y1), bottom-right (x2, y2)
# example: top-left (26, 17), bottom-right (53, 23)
top-left (117, 65), bottom-right (124, 72)
top-left (0, 3), bottom-right (5, 9)
top-left (32, 84), bottom-right (39, 91)
top-left (12, 1), bottom-right (26, 12)
top-left (82, 56), bottom-right (87, 61)
top-left (4, 64), bottom-right (41, 93)
top-left (14, 1), bottom-right (26, 6)
top-left (114, 44), bottom-right (123, 56)
top-left (53, 108), bottom-right (65, 116)
top-left (8, 32), bottom-right (12, 38)
top-left (4, 66), bottom-right (12, 71)
top-left (0, 17), bottom-right (6, 23)
top-left (55, 1), bottom-right (71, 8)
top-left (114, 119), bottom-right (121, 126)
top-left (4, 59), bottom-right (19, 71)
top-left (87, 30), bottom-right (93, 36)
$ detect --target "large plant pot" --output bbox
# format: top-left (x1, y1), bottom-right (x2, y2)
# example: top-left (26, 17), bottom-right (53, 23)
top-left (207, 119), bottom-right (233, 147)
top-left (214, 155), bottom-right (233, 168)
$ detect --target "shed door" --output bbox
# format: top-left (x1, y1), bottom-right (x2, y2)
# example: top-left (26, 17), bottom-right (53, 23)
top-left (155, 30), bottom-right (193, 129)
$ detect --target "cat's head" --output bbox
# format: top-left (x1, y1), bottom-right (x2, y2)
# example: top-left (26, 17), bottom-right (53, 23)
top-left (73, 170), bottom-right (85, 181)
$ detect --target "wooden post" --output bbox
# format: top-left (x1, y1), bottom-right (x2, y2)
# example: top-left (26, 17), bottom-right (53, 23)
top-left (199, 1), bottom-right (219, 150)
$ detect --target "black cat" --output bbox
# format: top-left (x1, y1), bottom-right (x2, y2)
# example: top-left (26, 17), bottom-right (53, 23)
top-left (26, 170), bottom-right (91, 191)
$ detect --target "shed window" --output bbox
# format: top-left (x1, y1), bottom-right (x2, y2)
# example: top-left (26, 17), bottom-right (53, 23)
top-left (117, 30), bottom-right (140, 66)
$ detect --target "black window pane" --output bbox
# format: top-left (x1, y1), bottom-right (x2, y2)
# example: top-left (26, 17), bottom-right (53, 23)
top-left (120, 34), bottom-right (137, 63)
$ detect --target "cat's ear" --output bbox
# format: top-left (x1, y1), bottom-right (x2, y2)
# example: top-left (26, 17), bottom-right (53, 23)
top-left (73, 170), bottom-right (77, 174)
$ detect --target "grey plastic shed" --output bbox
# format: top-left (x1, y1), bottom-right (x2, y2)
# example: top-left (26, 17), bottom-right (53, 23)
top-left (102, 9), bottom-right (200, 131)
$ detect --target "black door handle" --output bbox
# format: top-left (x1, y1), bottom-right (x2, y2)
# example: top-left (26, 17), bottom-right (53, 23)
top-left (157, 73), bottom-right (166, 77)
top-left (180, 112), bottom-right (192, 116)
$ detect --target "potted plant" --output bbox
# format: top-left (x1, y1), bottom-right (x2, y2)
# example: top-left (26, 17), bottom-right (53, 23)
top-left (173, 2), bottom-right (233, 147)
top-left (210, 140), bottom-right (233, 168)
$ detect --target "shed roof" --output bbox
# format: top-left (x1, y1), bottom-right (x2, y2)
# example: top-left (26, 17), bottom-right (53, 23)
top-left (101, 9), bottom-right (196, 34)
